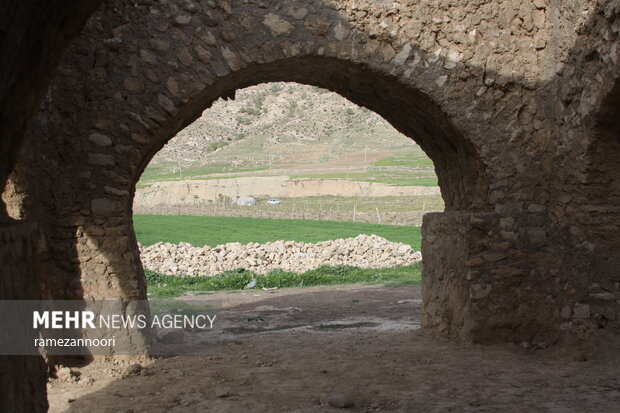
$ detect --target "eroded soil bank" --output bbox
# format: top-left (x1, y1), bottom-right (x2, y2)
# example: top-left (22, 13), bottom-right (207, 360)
top-left (48, 284), bottom-right (620, 412)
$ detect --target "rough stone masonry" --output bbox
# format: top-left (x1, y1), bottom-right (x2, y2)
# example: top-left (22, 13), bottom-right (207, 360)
top-left (1, 6), bottom-right (620, 411)
top-left (1, 0), bottom-right (620, 411)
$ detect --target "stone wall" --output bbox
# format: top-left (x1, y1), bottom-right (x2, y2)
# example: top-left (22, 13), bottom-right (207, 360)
top-left (0, 0), bottom-right (102, 199)
top-left (423, 207), bottom-right (620, 345)
top-left (422, 212), bottom-right (561, 345)
top-left (0, 221), bottom-right (48, 412)
top-left (0, 2), bottom-right (103, 411)
top-left (421, 213), bottom-right (471, 340)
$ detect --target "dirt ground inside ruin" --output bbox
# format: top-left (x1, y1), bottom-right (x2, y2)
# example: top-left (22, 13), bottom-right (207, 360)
top-left (48, 284), bottom-right (620, 412)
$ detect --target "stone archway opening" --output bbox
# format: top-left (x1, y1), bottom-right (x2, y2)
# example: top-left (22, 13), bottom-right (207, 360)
top-left (131, 80), bottom-right (444, 294)
top-left (114, 57), bottom-right (493, 341)
top-left (4, 56), bottom-right (495, 342)
top-left (124, 56), bottom-right (489, 275)
top-left (132, 57), bottom-right (489, 216)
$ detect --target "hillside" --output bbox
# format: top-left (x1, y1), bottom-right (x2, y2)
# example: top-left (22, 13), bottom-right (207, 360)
top-left (140, 82), bottom-right (437, 187)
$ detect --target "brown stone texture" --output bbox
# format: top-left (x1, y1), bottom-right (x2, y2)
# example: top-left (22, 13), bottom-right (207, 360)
top-left (0, 221), bottom-right (48, 412)
top-left (0, 1), bottom-right (103, 412)
top-left (1, 0), bottom-right (620, 409)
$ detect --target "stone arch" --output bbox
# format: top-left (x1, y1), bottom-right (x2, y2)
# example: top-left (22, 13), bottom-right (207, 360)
top-left (6, 0), bottom-right (591, 343)
top-left (5, 1), bottom-right (620, 411)
top-left (9, 1), bottom-right (496, 299)
top-left (133, 56), bottom-right (489, 214)
top-left (88, 54), bottom-right (490, 307)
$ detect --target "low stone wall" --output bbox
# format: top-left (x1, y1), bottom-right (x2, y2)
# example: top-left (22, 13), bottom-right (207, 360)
top-left (139, 234), bottom-right (421, 276)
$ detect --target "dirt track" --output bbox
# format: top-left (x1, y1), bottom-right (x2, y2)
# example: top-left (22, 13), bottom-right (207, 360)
top-left (48, 284), bottom-right (620, 412)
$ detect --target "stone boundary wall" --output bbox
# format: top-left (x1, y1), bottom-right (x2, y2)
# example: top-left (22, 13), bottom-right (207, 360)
top-left (139, 234), bottom-right (421, 276)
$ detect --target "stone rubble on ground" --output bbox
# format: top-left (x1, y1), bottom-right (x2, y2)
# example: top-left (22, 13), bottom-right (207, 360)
top-left (138, 234), bottom-right (422, 276)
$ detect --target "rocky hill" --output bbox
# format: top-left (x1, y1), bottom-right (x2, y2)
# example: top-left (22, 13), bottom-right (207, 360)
top-left (141, 82), bottom-right (436, 185)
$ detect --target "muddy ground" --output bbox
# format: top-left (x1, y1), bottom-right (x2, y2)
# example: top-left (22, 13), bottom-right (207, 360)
top-left (48, 284), bottom-right (620, 412)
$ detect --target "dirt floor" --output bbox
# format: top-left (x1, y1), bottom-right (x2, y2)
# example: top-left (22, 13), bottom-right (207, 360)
top-left (47, 284), bottom-right (620, 412)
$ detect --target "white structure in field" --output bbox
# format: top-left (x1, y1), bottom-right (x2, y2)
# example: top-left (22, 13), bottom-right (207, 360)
top-left (237, 197), bottom-right (257, 206)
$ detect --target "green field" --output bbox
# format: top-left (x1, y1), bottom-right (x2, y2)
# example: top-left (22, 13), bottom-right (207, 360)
top-left (290, 171), bottom-right (437, 186)
top-left (140, 162), bottom-right (268, 183)
top-left (136, 215), bottom-right (423, 297)
top-left (373, 154), bottom-right (434, 167)
top-left (140, 165), bottom-right (437, 187)
top-left (146, 264), bottom-right (421, 298)
top-left (134, 215), bottom-right (422, 249)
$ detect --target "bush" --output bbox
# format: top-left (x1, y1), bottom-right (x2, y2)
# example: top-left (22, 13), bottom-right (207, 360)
top-left (207, 141), bottom-right (229, 152)
top-left (239, 107), bottom-right (261, 116)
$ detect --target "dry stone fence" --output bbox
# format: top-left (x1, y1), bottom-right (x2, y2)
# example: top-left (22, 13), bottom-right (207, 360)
top-left (1, 1), bottom-right (620, 411)
top-left (139, 235), bottom-right (422, 276)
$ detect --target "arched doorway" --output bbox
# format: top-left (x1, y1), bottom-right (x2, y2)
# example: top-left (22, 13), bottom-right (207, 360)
top-left (4, 0), bottom-right (549, 343)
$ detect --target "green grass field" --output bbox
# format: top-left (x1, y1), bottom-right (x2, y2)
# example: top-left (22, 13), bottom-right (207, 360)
top-left (146, 264), bottom-right (421, 298)
top-left (140, 162), bottom-right (268, 183)
top-left (136, 215), bottom-right (423, 297)
top-left (134, 215), bottom-right (422, 249)
top-left (290, 171), bottom-right (437, 186)
top-left (373, 154), bottom-right (434, 167)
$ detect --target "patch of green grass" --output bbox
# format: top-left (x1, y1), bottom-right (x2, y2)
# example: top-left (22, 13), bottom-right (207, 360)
top-left (146, 264), bottom-right (421, 298)
top-left (289, 171), bottom-right (437, 187)
top-left (134, 215), bottom-right (422, 249)
top-left (373, 155), bottom-right (434, 167)
top-left (372, 176), bottom-right (438, 186)
top-left (140, 163), bottom-right (269, 183)
top-left (290, 172), bottom-right (371, 180)
top-left (383, 279), bottom-right (420, 287)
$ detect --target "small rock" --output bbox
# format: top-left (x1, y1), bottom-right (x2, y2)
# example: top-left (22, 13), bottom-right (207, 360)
top-left (57, 367), bottom-right (81, 382)
top-left (125, 363), bottom-right (142, 376)
top-left (173, 15), bottom-right (192, 26)
top-left (88, 133), bottom-right (112, 147)
top-left (214, 387), bottom-right (232, 398)
top-left (469, 284), bottom-right (492, 300)
top-left (589, 292), bottom-right (615, 301)
top-left (319, 392), bottom-right (355, 408)
top-left (263, 13), bottom-right (294, 37)
top-left (573, 303), bottom-right (590, 319)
